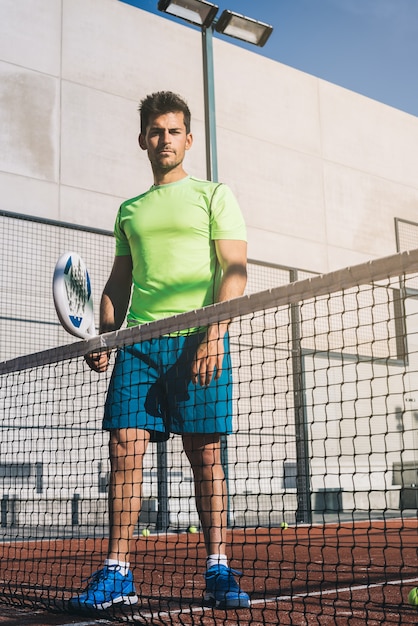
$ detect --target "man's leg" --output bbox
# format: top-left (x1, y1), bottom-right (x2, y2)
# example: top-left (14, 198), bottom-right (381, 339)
top-left (108, 427), bottom-right (151, 562)
top-left (182, 433), bottom-right (250, 609)
top-left (182, 433), bottom-right (227, 556)
top-left (69, 427), bottom-right (149, 610)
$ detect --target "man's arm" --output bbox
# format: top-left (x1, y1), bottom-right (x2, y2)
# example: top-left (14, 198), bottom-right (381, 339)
top-left (85, 255), bottom-right (133, 373)
top-left (99, 255), bottom-right (133, 333)
top-left (191, 239), bottom-right (247, 386)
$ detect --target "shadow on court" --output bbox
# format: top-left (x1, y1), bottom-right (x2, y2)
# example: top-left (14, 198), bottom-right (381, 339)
top-left (0, 604), bottom-right (99, 626)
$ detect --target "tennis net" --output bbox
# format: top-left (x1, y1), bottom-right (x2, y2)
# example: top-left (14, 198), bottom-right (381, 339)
top-left (0, 249), bottom-right (417, 625)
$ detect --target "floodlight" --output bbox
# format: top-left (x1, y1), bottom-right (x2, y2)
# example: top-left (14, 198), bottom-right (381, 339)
top-left (156, 1), bottom-right (274, 181)
top-left (215, 10), bottom-right (273, 47)
top-left (157, 0), bottom-right (218, 28)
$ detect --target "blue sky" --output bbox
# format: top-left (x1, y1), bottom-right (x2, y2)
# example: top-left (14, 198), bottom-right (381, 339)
top-left (121, 0), bottom-right (418, 117)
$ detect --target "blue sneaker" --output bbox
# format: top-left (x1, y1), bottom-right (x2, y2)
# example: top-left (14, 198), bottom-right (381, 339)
top-left (69, 565), bottom-right (138, 610)
top-left (204, 565), bottom-right (250, 609)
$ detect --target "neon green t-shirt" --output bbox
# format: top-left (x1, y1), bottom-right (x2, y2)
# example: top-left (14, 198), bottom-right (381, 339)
top-left (114, 176), bottom-right (247, 326)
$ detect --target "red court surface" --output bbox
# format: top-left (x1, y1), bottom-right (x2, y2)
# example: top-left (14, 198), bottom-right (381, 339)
top-left (0, 519), bottom-right (417, 625)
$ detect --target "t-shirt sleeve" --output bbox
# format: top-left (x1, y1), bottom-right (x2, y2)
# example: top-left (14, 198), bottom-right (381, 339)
top-left (210, 184), bottom-right (247, 241)
top-left (114, 205), bottom-right (132, 256)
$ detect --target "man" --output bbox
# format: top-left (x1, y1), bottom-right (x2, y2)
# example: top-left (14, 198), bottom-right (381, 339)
top-left (70, 91), bottom-right (248, 611)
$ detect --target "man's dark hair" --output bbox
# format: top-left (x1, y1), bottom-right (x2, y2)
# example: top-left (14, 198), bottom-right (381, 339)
top-left (139, 91), bottom-right (191, 135)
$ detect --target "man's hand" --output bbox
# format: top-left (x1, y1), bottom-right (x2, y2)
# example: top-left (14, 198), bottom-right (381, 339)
top-left (191, 323), bottom-right (228, 387)
top-left (190, 240), bottom-right (246, 387)
top-left (85, 350), bottom-right (111, 373)
top-left (84, 255), bottom-right (132, 373)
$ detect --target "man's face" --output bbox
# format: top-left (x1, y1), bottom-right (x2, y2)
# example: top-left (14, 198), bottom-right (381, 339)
top-left (139, 111), bottom-right (193, 173)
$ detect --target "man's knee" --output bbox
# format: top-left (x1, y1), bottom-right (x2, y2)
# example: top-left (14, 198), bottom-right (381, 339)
top-left (109, 428), bottom-right (150, 467)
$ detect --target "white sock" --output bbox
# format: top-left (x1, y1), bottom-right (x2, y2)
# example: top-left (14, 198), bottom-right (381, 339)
top-left (207, 554), bottom-right (228, 570)
top-left (104, 558), bottom-right (130, 577)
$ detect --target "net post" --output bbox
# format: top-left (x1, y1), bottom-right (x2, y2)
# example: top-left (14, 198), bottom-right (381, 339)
top-left (290, 269), bottom-right (312, 524)
top-left (392, 283), bottom-right (408, 364)
top-left (156, 440), bottom-right (170, 531)
top-left (220, 435), bottom-right (231, 527)
top-left (35, 462), bottom-right (43, 494)
top-left (71, 493), bottom-right (80, 526)
top-left (1, 496), bottom-right (9, 528)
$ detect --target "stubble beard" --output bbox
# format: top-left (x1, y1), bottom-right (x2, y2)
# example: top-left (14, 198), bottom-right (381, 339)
top-left (153, 153), bottom-right (183, 175)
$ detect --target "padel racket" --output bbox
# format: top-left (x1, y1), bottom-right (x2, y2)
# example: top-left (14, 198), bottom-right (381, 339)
top-left (53, 252), bottom-right (96, 339)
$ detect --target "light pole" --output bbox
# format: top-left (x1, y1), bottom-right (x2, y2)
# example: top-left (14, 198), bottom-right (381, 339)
top-left (155, 0), bottom-right (273, 530)
top-left (157, 0), bottom-right (273, 182)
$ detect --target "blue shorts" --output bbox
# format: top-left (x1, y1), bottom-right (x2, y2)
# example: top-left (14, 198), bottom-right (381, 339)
top-left (103, 331), bottom-right (232, 442)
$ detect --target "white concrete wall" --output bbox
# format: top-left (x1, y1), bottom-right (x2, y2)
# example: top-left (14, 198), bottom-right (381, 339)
top-left (1, 0), bottom-right (418, 273)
